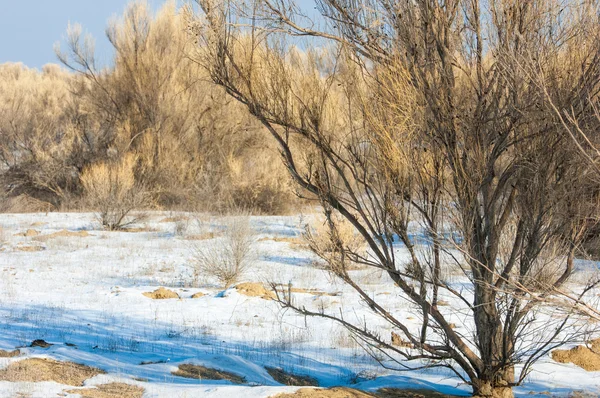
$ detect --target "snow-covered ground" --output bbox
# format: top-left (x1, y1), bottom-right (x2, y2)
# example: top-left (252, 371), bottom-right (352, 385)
top-left (0, 212), bottom-right (598, 398)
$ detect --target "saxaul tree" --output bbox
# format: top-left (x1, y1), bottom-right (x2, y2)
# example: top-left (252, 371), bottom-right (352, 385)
top-left (191, 0), bottom-right (600, 396)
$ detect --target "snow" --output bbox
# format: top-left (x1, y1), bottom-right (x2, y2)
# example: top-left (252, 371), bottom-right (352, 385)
top-left (0, 212), bottom-right (597, 397)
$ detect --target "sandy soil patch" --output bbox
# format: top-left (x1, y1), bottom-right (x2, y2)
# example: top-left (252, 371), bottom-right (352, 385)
top-left (191, 292), bottom-right (206, 299)
top-left (265, 366), bottom-right (318, 386)
top-left (142, 287), bottom-right (180, 299)
top-left (235, 282), bottom-right (275, 300)
top-left (65, 382), bottom-right (145, 398)
top-left (551, 339), bottom-right (600, 371)
top-left (378, 388), bottom-right (456, 397)
top-left (171, 364), bottom-right (246, 384)
top-left (0, 358), bottom-right (104, 386)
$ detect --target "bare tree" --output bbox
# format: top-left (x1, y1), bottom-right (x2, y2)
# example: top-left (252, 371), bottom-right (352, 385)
top-left (192, 0), bottom-right (600, 396)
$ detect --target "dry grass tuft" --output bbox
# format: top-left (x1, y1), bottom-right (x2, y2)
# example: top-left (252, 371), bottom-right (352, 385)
top-left (191, 292), bottom-right (206, 298)
top-left (271, 387), bottom-right (374, 398)
top-left (14, 229), bottom-right (40, 237)
top-left (274, 284), bottom-right (339, 297)
top-left (65, 383), bottom-right (145, 398)
top-left (259, 236), bottom-right (308, 250)
top-left (0, 349), bottom-right (20, 358)
top-left (551, 339), bottom-right (600, 371)
top-left (265, 366), bottom-right (318, 386)
top-left (0, 358), bottom-right (104, 386)
top-left (235, 282), bottom-right (275, 300)
top-left (272, 388), bottom-right (455, 398)
top-left (33, 229), bottom-right (91, 241)
top-left (14, 245), bottom-right (45, 252)
top-left (185, 232), bottom-right (219, 240)
top-left (142, 287), bottom-right (180, 299)
top-left (391, 332), bottom-right (413, 348)
top-left (377, 387), bottom-right (458, 397)
top-left (172, 364), bottom-right (246, 384)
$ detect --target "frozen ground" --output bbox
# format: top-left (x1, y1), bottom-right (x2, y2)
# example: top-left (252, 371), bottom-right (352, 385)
top-left (0, 212), bottom-right (598, 398)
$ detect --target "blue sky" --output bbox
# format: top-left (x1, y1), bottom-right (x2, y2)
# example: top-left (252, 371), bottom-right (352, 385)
top-left (0, 0), bottom-right (166, 69)
top-left (0, 0), bottom-right (319, 69)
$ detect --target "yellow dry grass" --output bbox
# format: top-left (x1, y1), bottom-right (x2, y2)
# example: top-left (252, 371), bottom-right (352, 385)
top-left (65, 383), bottom-right (145, 398)
top-left (551, 339), bottom-right (600, 371)
top-left (172, 364), bottom-right (246, 384)
top-left (14, 245), bottom-right (45, 252)
top-left (0, 358), bottom-right (104, 386)
top-left (235, 282), bottom-right (275, 300)
top-left (142, 287), bottom-right (180, 299)
top-left (14, 229), bottom-right (40, 237)
top-left (271, 387), bottom-right (374, 398)
top-left (0, 349), bottom-right (20, 358)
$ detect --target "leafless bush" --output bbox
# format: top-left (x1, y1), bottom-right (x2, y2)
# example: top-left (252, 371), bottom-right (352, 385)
top-left (81, 155), bottom-right (151, 230)
top-left (191, 215), bottom-right (256, 288)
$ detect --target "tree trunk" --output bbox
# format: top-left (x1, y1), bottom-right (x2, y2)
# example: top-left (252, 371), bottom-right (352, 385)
top-left (472, 367), bottom-right (514, 398)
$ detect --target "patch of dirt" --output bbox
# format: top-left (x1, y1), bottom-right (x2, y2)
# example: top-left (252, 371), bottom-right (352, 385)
top-left (235, 282), bottom-right (275, 300)
top-left (172, 364), bottom-right (246, 384)
top-left (551, 338), bottom-right (600, 371)
top-left (0, 349), bottom-right (20, 357)
top-left (191, 292), bottom-right (205, 299)
top-left (65, 383), bottom-right (144, 398)
top-left (391, 332), bottom-right (413, 348)
top-left (14, 229), bottom-right (40, 237)
top-left (142, 287), bottom-right (180, 299)
top-left (271, 387), bottom-right (375, 397)
top-left (0, 358), bottom-right (104, 386)
top-left (266, 366), bottom-right (318, 386)
top-left (14, 245), bottom-right (45, 252)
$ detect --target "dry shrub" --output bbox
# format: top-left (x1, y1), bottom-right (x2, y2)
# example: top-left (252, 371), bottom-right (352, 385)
top-left (191, 216), bottom-right (256, 287)
top-left (304, 214), bottom-right (367, 271)
top-left (172, 364), bottom-right (246, 384)
top-left (65, 383), bottom-right (144, 398)
top-left (0, 3), bottom-right (298, 215)
top-left (81, 155), bottom-right (151, 230)
top-left (0, 195), bottom-right (54, 213)
top-left (0, 358), bottom-right (104, 386)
